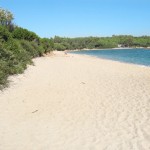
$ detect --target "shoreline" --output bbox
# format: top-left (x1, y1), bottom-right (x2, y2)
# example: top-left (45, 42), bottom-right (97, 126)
top-left (66, 48), bottom-right (132, 52)
top-left (65, 47), bottom-right (150, 51)
top-left (68, 49), bottom-right (150, 68)
top-left (67, 47), bottom-right (150, 52)
top-left (75, 53), bottom-right (150, 68)
top-left (0, 51), bottom-right (150, 149)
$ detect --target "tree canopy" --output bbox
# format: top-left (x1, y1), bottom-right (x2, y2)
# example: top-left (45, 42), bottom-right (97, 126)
top-left (0, 8), bottom-right (13, 27)
top-left (52, 35), bottom-right (150, 51)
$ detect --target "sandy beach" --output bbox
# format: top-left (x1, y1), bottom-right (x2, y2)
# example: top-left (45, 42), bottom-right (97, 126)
top-left (0, 51), bottom-right (150, 150)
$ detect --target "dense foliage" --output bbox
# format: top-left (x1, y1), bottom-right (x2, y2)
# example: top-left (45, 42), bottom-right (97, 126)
top-left (0, 8), bottom-right (53, 89)
top-left (52, 35), bottom-right (150, 51)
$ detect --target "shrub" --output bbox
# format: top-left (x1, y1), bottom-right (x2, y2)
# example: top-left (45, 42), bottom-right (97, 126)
top-left (12, 27), bottom-right (39, 41)
top-left (20, 40), bottom-right (37, 58)
top-left (0, 25), bottom-right (12, 42)
top-left (3, 39), bottom-right (31, 74)
top-left (54, 43), bottom-right (66, 51)
top-left (30, 41), bottom-right (46, 57)
top-left (0, 60), bottom-right (9, 89)
top-left (40, 38), bottom-right (54, 53)
top-left (0, 8), bottom-right (55, 89)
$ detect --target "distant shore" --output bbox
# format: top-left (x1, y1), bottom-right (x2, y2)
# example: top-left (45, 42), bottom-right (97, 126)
top-left (67, 47), bottom-right (147, 52)
top-left (0, 51), bottom-right (150, 149)
top-left (66, 47), bottom-right (150, 52)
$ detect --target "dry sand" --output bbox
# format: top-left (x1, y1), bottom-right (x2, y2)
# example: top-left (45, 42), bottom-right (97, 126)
top-left (0, 51), bottom-right (150, 150)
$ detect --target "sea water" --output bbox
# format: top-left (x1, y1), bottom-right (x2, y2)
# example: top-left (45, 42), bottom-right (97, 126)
top-left (71, 49), bottom-right (150, 67)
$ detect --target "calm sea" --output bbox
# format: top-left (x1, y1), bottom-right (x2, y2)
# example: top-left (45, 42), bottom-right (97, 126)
top-left (71, 49), bottom-right (150, 67)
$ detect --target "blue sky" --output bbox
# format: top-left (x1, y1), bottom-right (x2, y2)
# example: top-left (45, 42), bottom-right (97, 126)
top-left (0, 0), bottom-right (150, 38)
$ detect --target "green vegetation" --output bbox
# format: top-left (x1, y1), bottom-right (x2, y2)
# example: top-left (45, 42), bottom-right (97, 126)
top-left (0, 8), bottom-right (53, 89)
top-left (52, 35), bottom-right (150, 51)
top-left (1, 7), bottom-right (150, 89)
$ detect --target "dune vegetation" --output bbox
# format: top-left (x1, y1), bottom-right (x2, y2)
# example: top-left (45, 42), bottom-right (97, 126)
top-left (0, 8), bottom-right (53, 89)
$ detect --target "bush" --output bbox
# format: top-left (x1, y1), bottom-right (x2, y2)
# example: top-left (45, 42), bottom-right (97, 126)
top-left (54, 43), bottom-right (66, 51)
top-left (0, 8), bottom-right (55, 89)
top-left (20, 40), bottom-right (38, 58)
top-left (30, 42), bottom-right (43, 57)
top-left (0, 25), bottom-right (12, 42)
top-left (12, 27), bottom-right (39, 41)
top-left (40, 38), bottom-right (54, 53)
top-left (0, 60), bottom-right (9, 89)
top-left (0, 26), bottom-right (51, 88)
top-left (3, 39), bottom-right (31, 74)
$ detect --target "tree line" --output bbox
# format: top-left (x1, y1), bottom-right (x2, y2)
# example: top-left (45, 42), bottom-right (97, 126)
top-left (52, 35), bottom-right (150, 51)
top-left (0, 8), bottom-right (53, 89)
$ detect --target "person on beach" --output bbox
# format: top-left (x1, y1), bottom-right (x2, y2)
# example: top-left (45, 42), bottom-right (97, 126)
top-left (64, 50), bottom-right (67, 55)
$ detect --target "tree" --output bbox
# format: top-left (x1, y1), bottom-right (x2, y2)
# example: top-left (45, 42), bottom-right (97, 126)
top-left (0, 8), bottom-right (14, 27)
